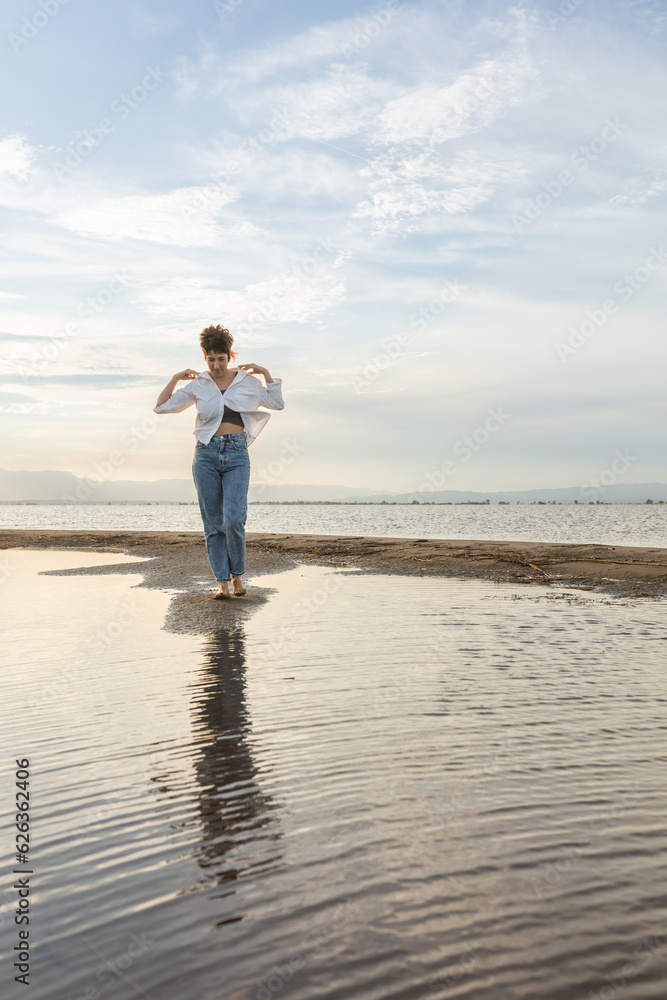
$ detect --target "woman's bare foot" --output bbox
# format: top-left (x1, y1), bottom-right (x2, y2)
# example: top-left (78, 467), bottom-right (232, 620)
top-left (232, 575), bottom-right (247, 596)
top-left (213, 582), bottom-right (232, 600)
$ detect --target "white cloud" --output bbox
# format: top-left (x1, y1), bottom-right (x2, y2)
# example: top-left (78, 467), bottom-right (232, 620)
top-left (610, 173), bottom-right (667, 208)
top-left (576, 172), bottom-right (667, 217)
top-left (208, 9), bottom-right (406, 86)
top-left (51, 186), bottom-right (247, 246)
top-left (132, 269), bottom-right (346, 326)
top-left (197, 18), bottom-right (537, 238)
top-left (0, 135), bottom-right (35, 180)
top-left (373, 54), bottom-right (538, 145)
top-left (353, 149), bottom-right (527, 235)
top-left (240, 64), bottom-right (391, 142)
top-left (173, 18), bottom-right (362, 103)
top-left (232, 147), bottom-right (362, 200)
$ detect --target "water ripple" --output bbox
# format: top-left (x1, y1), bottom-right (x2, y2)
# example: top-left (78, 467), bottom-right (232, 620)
top-left (2, 557), bottom-right (667, 1000)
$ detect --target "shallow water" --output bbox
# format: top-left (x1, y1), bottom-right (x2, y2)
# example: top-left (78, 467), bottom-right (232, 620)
top-left (1, 500), bottom-right (666, 546)
top-left (2, 552), bottom-right (667, 999)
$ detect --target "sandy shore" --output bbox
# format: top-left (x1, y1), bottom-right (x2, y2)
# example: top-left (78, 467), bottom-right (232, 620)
top-left (2, 528), bottom-right (667, 603)
top-left (248, 532), bottom-right (667, 596)
top-left (0, 529), bottom-right (294, 635)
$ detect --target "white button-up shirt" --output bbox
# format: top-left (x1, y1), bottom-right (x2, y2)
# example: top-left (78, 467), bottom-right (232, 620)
top-left (154, 369), bottom-right (284, 446)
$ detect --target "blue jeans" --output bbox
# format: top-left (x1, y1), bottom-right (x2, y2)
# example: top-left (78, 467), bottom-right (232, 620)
top-left (192, 433), bottom-right (250, 582)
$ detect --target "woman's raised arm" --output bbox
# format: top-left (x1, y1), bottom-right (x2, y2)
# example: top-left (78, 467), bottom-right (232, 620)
top-left (155, 369), bottom-right (199, 408)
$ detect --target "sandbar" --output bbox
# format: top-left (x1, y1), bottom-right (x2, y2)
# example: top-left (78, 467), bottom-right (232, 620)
top-left (1, 530), bottom-right (666, 603)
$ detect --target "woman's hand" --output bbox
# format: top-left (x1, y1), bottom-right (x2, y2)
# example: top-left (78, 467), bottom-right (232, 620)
top-left (238, 362), bottom-right (273, 381)
top-left (156, 369), bottom-right (199, 408)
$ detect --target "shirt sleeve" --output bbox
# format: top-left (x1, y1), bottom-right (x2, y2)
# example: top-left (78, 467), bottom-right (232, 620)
top-left (255, 377), bottom-right (285, 410)
top-left (153, 383), bottom-right (196, 414)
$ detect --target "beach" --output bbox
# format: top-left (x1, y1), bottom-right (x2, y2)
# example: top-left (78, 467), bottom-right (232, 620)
top-left (7, 2), bottom-right (667, 995)
top-left (1, 529), bottom-right (666, 627)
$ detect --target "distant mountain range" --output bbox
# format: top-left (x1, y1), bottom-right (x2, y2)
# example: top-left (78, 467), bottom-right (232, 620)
top-left (0, 470), bottom-right (389, 504)
top-left (0, 469), bottom-right (665, 504)
top-left (338, 484), bottom-right (667, 504)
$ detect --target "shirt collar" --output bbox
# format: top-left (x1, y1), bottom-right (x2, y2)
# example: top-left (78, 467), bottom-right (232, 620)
top-left (200, 369), bottom-right (245, 382)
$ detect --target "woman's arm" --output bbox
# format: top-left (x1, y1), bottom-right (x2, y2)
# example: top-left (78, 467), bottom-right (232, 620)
top-left (238, 362), bottom-right (276, 383)
top-left (155, 369), bottom-right (199, 409)
top-left (238, 362), bottom-right (284, 409)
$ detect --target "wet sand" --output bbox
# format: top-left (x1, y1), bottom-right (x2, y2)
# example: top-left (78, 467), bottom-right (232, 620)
top-left (0, 529), bottom-right (294, 635)
top-left (248, 532), bottom-right (667, 596)
top-left (2, 529), bottom-right (666, 608)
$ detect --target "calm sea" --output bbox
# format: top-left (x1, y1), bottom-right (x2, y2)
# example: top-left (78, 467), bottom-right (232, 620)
top-left (2, 551), bottom-right (666, 1000)
top-left (0, 502), bottom-right (665, 546)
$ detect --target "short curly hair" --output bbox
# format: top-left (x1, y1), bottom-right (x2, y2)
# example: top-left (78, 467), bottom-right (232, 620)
top-left (200, 324), bottom-right (236, 359)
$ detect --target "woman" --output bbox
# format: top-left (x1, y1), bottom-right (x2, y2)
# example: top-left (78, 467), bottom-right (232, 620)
top-left (154, 324), bottom-right (284, 599)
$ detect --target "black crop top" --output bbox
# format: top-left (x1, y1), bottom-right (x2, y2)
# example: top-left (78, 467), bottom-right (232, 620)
top-left (219, 389), bottom-right (244, 428)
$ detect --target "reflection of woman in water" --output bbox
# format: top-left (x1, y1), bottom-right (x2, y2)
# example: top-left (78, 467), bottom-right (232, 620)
top-left (154, 324), bottom-right (284, 599)
top-left (189, 627), bottom-right (280, 884)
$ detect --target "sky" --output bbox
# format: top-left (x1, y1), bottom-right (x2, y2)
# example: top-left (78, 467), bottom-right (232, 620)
top-left (0, 0), bottom-right (665, 493)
